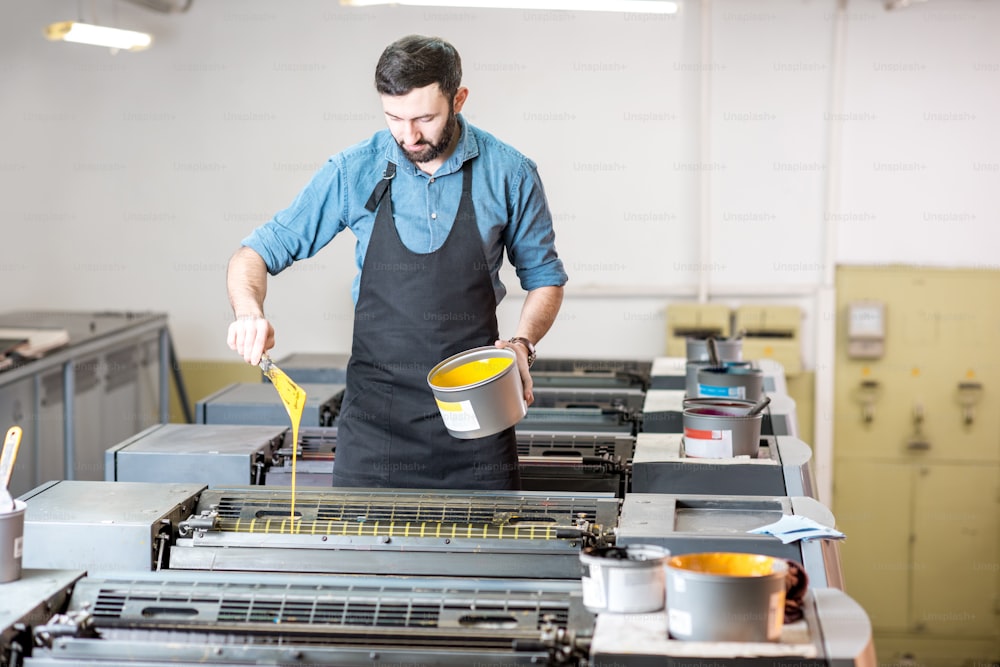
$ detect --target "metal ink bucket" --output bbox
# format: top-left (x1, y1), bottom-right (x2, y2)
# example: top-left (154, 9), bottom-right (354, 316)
top-left (428, 346), bottom-right (526, 439)
top-left (666, 552), bottom-right (788, 642)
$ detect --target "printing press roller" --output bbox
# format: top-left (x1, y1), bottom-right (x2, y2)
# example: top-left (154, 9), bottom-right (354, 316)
top-left (615, 493), bottom-right (844, 590)
top-left (14, 570), bottom-right (594, 667)
top-left (170, 486), bottom-right (619, 579)
top-left (630, 432), bottom-right (816, 498)
top-left (18, 480), bottom-right (619, 580)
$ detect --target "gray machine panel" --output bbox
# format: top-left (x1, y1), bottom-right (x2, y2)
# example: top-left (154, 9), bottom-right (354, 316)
top-left (530, 357), bottom-right (652, 386)
top-left (269, 352), bottom-right (351, 384)
top-left (589, 588), bottom-right (875, 666)
top-left (516, 430), bottom-right (635, 463)
top-left (532, 386), bottom-right (646, 412)
top-left (105, 423), bottom-right (288, 486)
top-left (19, 481), bottom-right (206, 573)
top-left (615, 493), bottom-right (843, 589)
top-left (521, 407), bottom-right (636, 435)
top-left (1, 569), bottom-right (85, 664)
top-left (631, 433), bottom-right (815, 498)
top-left (23, 570), bottom-right (593, 667)
top-left (195, 382), bottom-right (344, 427)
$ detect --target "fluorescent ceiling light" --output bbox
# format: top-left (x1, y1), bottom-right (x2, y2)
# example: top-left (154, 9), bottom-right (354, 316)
top-left (342, 0), bottom-right (678, 14)
top-left (44, 21), bottom-right (153, 51)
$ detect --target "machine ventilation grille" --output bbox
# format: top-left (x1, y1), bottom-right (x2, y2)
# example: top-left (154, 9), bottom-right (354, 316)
top-left (91, 587), bottom-right (569, 631)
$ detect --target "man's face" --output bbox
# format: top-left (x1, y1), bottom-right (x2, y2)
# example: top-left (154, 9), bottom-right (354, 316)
top-left (381, 83), bottom-right (462, 165)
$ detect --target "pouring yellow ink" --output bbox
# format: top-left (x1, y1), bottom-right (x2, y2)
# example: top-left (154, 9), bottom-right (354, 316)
top-left (260, 355), bottom-right (307, 525)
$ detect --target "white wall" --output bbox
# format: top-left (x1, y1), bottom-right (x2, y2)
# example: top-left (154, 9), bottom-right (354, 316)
top-left (1, 0), bottom-right (997, 365)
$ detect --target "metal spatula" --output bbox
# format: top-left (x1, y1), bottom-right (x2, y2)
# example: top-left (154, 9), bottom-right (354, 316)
top-left (0, 426), bottom-right (22, 511)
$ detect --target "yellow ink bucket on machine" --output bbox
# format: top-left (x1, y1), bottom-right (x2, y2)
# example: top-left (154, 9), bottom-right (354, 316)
top-left (427, 346), bottom-right (526, 439)
top-left (665, 552), bottom-right (788, 643)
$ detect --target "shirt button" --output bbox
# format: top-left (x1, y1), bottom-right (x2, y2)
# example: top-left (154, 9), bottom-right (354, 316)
top-left (431, 213), bottom-right (438, 219)
top-left (429, 177), bottom-right (435, 183)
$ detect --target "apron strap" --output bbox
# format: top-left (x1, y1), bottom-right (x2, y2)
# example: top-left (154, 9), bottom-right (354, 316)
top-left (364, 162), bottom-right (397, 213)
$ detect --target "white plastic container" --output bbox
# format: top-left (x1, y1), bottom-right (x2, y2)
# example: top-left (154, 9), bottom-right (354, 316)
top-left (579, 544), bottom-right (670, 614)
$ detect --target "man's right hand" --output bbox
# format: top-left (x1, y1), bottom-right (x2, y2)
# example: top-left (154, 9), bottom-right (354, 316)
top-left (227, 315), bottom-right (275, 366)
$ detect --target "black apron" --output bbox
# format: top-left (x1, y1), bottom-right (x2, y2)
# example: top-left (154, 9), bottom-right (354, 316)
top-left (331, 159), bottom-right (521, 490)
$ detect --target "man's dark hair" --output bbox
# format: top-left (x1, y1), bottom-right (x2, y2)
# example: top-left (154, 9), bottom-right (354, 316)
top-left (375, 35), bottom-right (463, 101)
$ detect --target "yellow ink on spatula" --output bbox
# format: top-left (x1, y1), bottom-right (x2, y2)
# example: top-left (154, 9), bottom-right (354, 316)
top-left (260, 355), bottom-right (307, 526)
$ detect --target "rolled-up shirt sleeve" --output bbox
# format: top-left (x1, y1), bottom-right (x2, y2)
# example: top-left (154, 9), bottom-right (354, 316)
top-left (504, 159), bottom-right (569, 291)
top-left (241, 157), bottom-right (348, 275)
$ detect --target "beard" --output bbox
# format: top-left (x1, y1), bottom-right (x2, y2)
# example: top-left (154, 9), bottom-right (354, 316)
top-left (399, 112), bottom-right (459, 164)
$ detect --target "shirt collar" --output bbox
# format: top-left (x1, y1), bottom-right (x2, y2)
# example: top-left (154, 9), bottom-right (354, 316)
top-left (384, 114), bottom-right (479, 177)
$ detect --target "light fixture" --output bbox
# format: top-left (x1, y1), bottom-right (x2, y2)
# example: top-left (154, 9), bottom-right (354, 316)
top-left (44, 21), bottom-right (153, 51)
top-left (341, 0), bottom-right (678, 14)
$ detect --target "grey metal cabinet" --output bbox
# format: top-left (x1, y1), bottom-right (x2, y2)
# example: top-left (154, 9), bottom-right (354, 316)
top-left (0, 311), bottom-right (173, 496)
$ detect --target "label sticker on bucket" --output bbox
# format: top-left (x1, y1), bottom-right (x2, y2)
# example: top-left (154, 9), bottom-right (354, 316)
top-left (767, 591), bottom-right (783, 639)
top-left (698, 383), bottom-right (746, 399)
top-left (13, 536), bottom-right (23, 559)
top-left (668, 608), bottom-right (692, 637)
top-left (683, 427), bottom-right (734, 458)
top-left (581, 565), bottom-right (607, 610)
top-left (435, 398), bottom-right (480, 432)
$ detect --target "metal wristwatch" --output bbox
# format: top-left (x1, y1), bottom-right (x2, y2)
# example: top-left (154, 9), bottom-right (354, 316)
top-left (508, 336), bottom-right (536, 367)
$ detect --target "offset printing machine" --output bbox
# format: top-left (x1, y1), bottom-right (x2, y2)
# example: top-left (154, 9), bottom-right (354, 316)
top-left (2, 570), bottom-right (874, 667)
top-left (4, 564), bottom-right (874, 667)
top-left (630, 432), bottom-right (816, 498)
top-left (3, 570), bottom-right (594, 667)
top-left (19, 481), bottom-right (619, 580)
top-left (106, 423), bottom-right (630, 495)
top-left (1, 570), bottom-right (85, 667)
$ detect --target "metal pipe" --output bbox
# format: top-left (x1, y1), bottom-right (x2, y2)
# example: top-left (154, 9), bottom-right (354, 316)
top-left (697, 0), bottom-right (713, 304)
top-left (813, 0), bottom-right (850, 507)
top-left (62, 361), bottom-right (75, 481)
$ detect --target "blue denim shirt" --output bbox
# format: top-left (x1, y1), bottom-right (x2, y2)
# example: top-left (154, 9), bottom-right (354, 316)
top-left (243, 115), bottom-right (568, 305)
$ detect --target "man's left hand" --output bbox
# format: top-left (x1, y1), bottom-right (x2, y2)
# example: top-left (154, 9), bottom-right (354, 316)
top-left (496, 338), bottom-right (533, 406)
